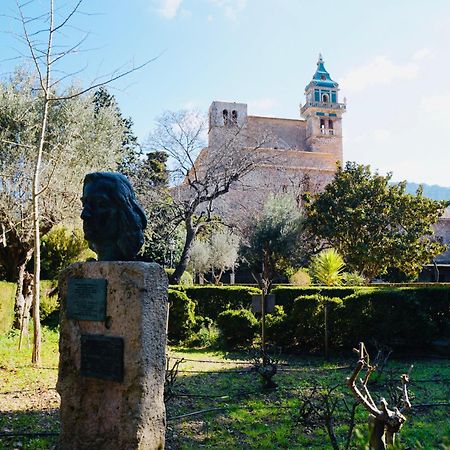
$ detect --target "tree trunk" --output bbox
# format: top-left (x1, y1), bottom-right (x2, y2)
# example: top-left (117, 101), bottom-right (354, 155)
top-left (13, 248), bottom-right (34, 329)
top-left (368, 415), bottom-right (387, 450)
top-left (170, 215), bottom-right (196, 284)
top-left (19, 272), bottom-right (34, 350)
top-left (14, 263), bottom-right (26, 329)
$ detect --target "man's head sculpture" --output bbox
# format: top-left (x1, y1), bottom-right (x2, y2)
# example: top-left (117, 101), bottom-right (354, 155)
top-left (81, 172), bottom-right (147, 261)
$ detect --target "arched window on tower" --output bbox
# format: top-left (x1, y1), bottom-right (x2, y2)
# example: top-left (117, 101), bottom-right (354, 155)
top-left (322, 93), bottom-right (329, 103)
top-left (328, 120), bottom-right (334, 135)
top-left (222, 109), bottom-right (229, 125)
top-left (231, 110), bottom-right (238, 124)
top-left (320, 118), bottom-right (325, 134)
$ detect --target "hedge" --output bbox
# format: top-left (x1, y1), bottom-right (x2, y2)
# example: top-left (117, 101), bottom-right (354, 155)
top-left (217, 309), bottom-right (259, 349)
top-left (168, 288), bottom-right (196, 343)
top-left (271, 286), bottom-right (367, 314)
top-left (171, 286), bottom-right (261, 320)
top-left (269, 287), bottom-right (450, 354)
top-left (0, 282), bottom-right (16, 334)
top-left (340, 287), bottom-right (450, 352)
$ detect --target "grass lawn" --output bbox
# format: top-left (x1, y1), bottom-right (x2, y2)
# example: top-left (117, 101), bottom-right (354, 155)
top-left (1, 329), bottom-right (449, 449)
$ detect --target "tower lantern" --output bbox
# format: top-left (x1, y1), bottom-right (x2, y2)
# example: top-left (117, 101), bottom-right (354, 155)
top-left (300, 54), bottom-right (346, 161)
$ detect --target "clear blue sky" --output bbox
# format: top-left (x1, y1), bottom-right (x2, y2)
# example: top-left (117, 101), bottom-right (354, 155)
top-left (2, 0), bottom-right (450, 186)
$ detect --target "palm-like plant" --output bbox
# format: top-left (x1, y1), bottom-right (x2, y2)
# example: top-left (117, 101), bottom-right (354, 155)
top-left (310, 249), bottom-right (345, 286)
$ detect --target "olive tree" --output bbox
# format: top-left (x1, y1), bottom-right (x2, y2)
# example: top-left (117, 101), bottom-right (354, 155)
top-left (0, 71), bottom-right (131, 360)
top-left (5, 0), bottom-right (151, 363)
top-left (240, 195), bottom-right (305, 294)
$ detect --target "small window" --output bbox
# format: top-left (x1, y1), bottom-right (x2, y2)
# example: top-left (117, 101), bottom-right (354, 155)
top-left (320, 118), bottom-right (325, 134)
top-left (328, 120), bottom-right (333, 129)
top-left (222, 109), bottom-right (229, 125)
top-left (321, 74), bottom-right (326, 81)
top-left (322, 94), bottom-right (329, 102)
top-left (231, 110), bottom-right (238, 124)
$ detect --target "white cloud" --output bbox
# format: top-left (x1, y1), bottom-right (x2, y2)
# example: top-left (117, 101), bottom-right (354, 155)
top-left (413, 47), bottom-right (435, 62)
top-left (340, 55), bottom-right (419, 93)
top-left (209, 0), bottom-right (247, 21)
top-left (420, 90), bottom-right (450, 113)
top-left (157, 0), bottom-right (183, 19)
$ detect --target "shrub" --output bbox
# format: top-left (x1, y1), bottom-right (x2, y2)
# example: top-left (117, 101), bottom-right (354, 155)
top-left (342, 271), bottom-right (366, 286)
top-left (182, 286), bottom-right (260, 320)
top-left (265, 305), bottom-right (292, 347)
top-left (168, 289), bottom-right (196, 343)
top-left (186, 324), bottom-right (220, 348)
top-left (40, 280), bottom-right (59, 328)
top-left (310, 249), bottom-right (345, 286)
top-left (41, 226), bottom-right (95, 279)
top-left (217, 309), bottom-right (259, 349)
top-left (165, 269), bottom-right (193, 287)
top-left (288, 268), bottom-right (311, 286)
top-left (0, 282), bottom-right (16, 335)
top-left (272, 286), bottom-right (363, 314)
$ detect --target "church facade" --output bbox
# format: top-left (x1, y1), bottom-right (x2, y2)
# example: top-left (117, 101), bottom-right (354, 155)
top-left (205, 55), bottom-right (346, 225)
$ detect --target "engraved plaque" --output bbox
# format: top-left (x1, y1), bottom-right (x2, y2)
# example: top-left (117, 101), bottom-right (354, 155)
top-left (251, 294), bottom-right (275, 314)
top-left (80, 334), bottom-right (124, 382)
top-left (67, 278), bottom-right (107, 321)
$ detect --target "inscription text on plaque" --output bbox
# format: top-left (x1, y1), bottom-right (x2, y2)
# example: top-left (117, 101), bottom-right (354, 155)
top-left (80, 334), bottom-right (124, 382)
top-left (67, 278), bottom-right (107, 321)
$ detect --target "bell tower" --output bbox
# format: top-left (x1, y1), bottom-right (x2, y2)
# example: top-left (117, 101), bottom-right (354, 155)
top-left (300, 54), bottom-right (346, 162)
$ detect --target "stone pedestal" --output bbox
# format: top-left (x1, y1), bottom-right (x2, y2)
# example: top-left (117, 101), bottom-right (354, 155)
top-left (57, 262), bottom-right (168, 450)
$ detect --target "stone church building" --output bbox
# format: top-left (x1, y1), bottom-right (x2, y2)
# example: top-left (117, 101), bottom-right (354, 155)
top-left (203, 55), bottom-right (346, 225)
top-left (194, 55), bottom-right (450, 278)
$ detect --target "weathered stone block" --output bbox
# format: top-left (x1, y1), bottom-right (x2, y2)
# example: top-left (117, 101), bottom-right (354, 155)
top-left (57, 261), bottom-right (168, 450)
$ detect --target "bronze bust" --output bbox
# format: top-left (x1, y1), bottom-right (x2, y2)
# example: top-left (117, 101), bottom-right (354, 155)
top-left (81, 172), bottom-right (147, 261)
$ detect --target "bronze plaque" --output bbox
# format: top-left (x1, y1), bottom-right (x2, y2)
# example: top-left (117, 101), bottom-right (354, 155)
top-left (67, 278), bottom-right (107, 321)
top-left (80, 334), bottom-right (124, 382)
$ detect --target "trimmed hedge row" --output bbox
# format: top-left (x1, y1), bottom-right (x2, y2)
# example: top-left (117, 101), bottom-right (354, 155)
top-left (0, 282), bottom-right (16, 334)
top-left (168, 289), bottom-right (196, 342)
top-left (170, 285), bottom-right (260, 320)
top-left (271, 286), bottom-right (367, 314)
top-left (267, 287), bottom-right (450, 354)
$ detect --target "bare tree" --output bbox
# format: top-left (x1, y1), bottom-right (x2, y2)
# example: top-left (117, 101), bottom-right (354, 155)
top-left (148, 109), bottom-right (270, 284)
top-left (346, 342), bottom-right (413, 449)
top-left (8, 0), bottom-right (153, 364)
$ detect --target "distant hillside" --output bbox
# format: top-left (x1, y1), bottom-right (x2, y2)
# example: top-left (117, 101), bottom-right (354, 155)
top-left (401, 182), bottom-right (450, 201)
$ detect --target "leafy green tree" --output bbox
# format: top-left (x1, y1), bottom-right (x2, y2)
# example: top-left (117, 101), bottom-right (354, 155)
top-left (0, 70), bottom-right (133, 342)
top-left (305, 162), bottom-right (449, 280)
top-left (40, 227), bottom-right (95, 280)
top-left (93, 87), bottom-right (142, 175)
top-left (240, 195), bottom-right (305, 293)
top-left (310, 249), bottom-right (345, 286)
top-left (131, 150), bottom-right (182, 265)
